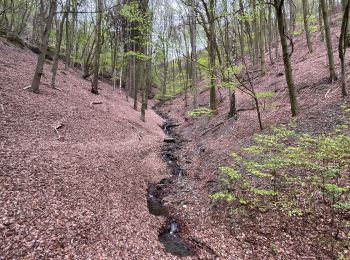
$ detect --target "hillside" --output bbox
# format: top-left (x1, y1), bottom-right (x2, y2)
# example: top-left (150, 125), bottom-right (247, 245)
top-left (155, 11), bottom-right (350, 259)
top-left (0, 39), bottom-right (173, 258)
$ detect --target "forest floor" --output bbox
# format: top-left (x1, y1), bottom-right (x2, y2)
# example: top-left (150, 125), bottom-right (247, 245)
top-left (0, 38), bottom-right (179, 259)
top-left (155, 11), bottom-right (350, 260)
top-left (0, 11), bottom-right (350, 260)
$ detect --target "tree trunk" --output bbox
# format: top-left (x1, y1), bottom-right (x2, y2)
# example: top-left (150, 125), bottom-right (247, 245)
top-left (133, 43), bottom-right (137, 110)
top-left (275, 0), bottom-right (298, 116)
top-left (228, 90), bottom-right (237, 118)
top-left (64, 0), bottom-right (70, 70)
top-left (302, 0), bottom-right (313, 53)
top-left (208, 0), bottom-right (216, 111)
top-left (339, 0), bottom-right (349, 96)
top-left (91, 0), bottom-right (102, 95)
top-left (51, 12), bottom-right (67, 89)
top-left (30, 0), bottom-right (56, 93)
top-left (319, 4), bottom-right (325, 41)
top-left (259, 4), bottom-right (266, 75)
top-left (191, 0), bottom-right (197, 108)
top-left (320, 0), bottom-right (337, 82)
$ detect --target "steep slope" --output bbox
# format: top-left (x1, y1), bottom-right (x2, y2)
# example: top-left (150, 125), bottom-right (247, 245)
top-left (0, 39), bottom-right (177, 258)
top-left (157, 11), bottom-right (350, 259)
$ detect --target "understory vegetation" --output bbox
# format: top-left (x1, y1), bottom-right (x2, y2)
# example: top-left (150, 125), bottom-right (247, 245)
top-left (211, 103), bottom-right (350, 257)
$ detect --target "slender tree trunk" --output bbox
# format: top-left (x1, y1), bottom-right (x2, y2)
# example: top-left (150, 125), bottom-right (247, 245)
top-left (191, 0), bottom-right (197, 108)
top-left (302, 0), bottom-right (313, 53)
top-left (268, 5), bottom-right (274, 64)
top-left (239, 0), bottom-right (254, 62)
top-left (320, 0), bottom-right (337, 81)
top-left (319, 4), bottom-right (325, 41)
top-left (140, 58), bottom-right (146, 122)
top-left (30, 0), bottom-right (56, 93)
top-left (259, 4), bottom-right (266, 75)
top-left (133, 43), bottom-right (137, 110)
top-left (275, 0), bottom-right (298, 116)
top-left (252, 0), bottom-right (259, 65)
top-left (51, 12), bottom-right (67, 88)
top-left (91, 0), bottom-right (102, 95)
top-left (339, 0), bottom-right (349, 96)
top-left (64, 0), bottom-right (70, 70)
top-left (208, 0), bottom-right (217, 111)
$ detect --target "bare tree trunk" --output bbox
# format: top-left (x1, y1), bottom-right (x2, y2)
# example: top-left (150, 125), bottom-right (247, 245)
top-left (319, 4), bottom-right (325, 41)
top-left (51, 12), bottom-right (67, 89)
top-left (339, 0), bottom-right (349, 96)
top-left (275, 0), bottom-right (298, 116)
top-left (140, 57), bottom-right (146, 122)
top-left (252, 0), bottom-right (259, 65)
top-left (30, 0), bottom-right (56, 93)
top-left (239, 0), bottom-right (254, 62)
top-left (191, 0), bottom-right (197, 108)
top-left (259, 4), bottom-right (266, 75)
top-left (320, 0), bottom-right (337, 82)
top-left (64, 0), bottom-right (70, 70)
top-left (208, 0), bottom-right (217, 111)
top-left (133, 43), bottom-right (137, 110)
top-left (302, 0), bottom-right (313, 53)
top-left (267, 5), bottom-right (274, 64)
top-left (119, 69), bottom-right (123, 95)
top-left (91, 0), bottom-right (102, 95)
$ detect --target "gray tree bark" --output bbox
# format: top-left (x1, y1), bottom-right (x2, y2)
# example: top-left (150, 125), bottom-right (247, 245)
top-left (30, 0), bottom-right (56, 93)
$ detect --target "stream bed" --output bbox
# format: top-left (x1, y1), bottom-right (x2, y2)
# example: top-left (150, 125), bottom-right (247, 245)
top-left (147, 111), bottom-right (193, 257)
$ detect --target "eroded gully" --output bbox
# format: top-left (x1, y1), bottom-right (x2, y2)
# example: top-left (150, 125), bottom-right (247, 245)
top-left (146, 106), bottom-right (193, 257)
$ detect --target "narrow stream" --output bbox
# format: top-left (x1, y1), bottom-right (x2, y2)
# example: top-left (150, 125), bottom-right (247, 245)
top-left (147, 110), bottom-right (192, 257)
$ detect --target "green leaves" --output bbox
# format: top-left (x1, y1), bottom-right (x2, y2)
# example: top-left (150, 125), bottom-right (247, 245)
top-left (288, 208), bottom-right (303, 217)
top-left (332, 202), bottom-right (350, 210)
top-left (212, 117), bottom-right (350, 227)
top-left (324, 184), bottom-right (348, 194)
top-left (188, 108), bottom-right (216, 118)
top-left (219, 166), bottom-right (242, 181)
top-left (209, 191), bottom-right (236, 203)
top-left (255, 91), bottom-right (275, 98)
top-left (251, 188), bottom-right (278, 196)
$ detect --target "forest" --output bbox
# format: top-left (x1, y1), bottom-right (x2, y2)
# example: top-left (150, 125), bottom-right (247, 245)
top-left (0, 0), bottom-right (349, 258)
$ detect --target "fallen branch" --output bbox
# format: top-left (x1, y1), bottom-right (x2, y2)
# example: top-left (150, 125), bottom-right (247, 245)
top-left (54, 127), bottom-right (61, 140)
top-left (91, 101), bottom-right (103, 105)
top-left (237, 107), bottom-right (256, 112)
top-left (0, 104), bottom-right (4, 113)
top-left (53, 122), bottom-right (64, 140)
top-left (166, 123), bottom-right (181, 128)
top-left (201, 121), bottom-right (225, 136)
top-left (325, 86), bottom-right (340, 99)
top-left (23, 85), bottom-right (32, 90)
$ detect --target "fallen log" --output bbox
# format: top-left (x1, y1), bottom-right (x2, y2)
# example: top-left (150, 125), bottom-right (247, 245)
top-left (201, 121), bottom-right (225, 136)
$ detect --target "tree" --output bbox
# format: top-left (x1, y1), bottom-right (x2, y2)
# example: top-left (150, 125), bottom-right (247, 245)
top-left (91, 0), bottom-right (103, 95)
top-left (320, 0), bottom-right (337, 82)
top-left (339, 0), bottom-right (349, 96)
top-left (30, 0), bottom-right (57, 93)
top-left (274, 0), bottom-right (298, 116)
top-left (51, 6), bottom-right (68, 89)
top-left (302, 0), bottom-right (313, 53)
top-left (191, 0), bottom-right (198, 108)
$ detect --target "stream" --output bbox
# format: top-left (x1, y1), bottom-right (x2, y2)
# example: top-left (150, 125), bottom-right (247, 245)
top-left (147, 109), bottom-right (192, 257)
